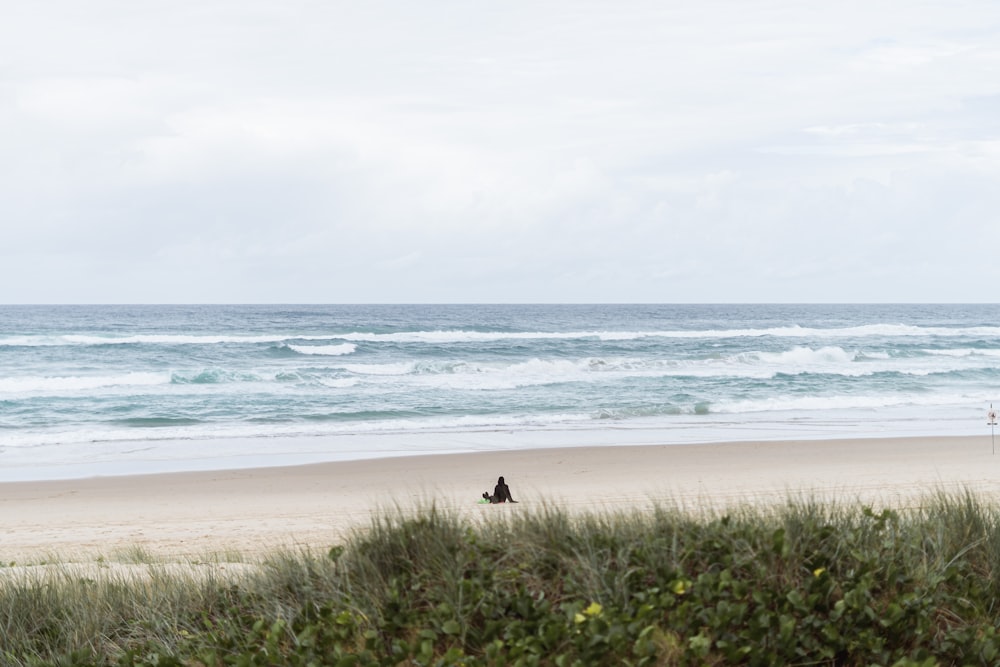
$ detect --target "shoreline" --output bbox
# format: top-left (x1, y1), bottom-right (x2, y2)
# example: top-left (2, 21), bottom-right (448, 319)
top-left (0, 413), bottom-right (985, 484)
top-left (3, 435), bottom-right (1000, 562)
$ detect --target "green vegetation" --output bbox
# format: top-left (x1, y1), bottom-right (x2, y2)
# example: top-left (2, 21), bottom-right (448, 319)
top-left (6, 492), bottom-right (1000, 665)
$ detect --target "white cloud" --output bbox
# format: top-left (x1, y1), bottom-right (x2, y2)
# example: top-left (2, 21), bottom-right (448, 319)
top-left (1, 0), bottom-right (999, 302)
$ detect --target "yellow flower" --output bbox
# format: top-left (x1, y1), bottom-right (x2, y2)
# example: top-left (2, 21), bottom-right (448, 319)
top-left (574, 613), bottom-right (586, 624)
top-left (813, 567), bottom-right (826, 578)
top-left (672, 580), bottom-right (688, 595)
top-left (584, 602), bottom-right (603, 617)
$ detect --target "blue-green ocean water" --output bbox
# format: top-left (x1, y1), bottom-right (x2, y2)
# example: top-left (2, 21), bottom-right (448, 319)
top-left (2, 304), bottom-right (999, 479)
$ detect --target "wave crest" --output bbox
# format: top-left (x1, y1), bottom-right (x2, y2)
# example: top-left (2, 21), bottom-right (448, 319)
top-left (170, 369), bottom-right (264, 384)
top-left (286, 343), bottom-right (357, 356)
top-left (0, 372), bottom-right (168, 395)
top-left (6, 322), bottom-right (1000, 349)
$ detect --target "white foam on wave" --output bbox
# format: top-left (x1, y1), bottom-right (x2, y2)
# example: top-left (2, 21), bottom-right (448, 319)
top-left (329, 323), bottom-right (1000, 343)
top-left (4, 322), bottom-right (1000, 349)
top-left (856, 351), bottom-right (891, 360)
top-left (747, 346), bottom-right (873, 377)
top-left (170, 368), bottom-right (273, 385)
top-left (738, 346), bottom-right (1000, 379)
top-left (337, 357), bottom-right (667, 391)
top-left (924, 348), bottom-right (1000, 358)
top-left (0, 333), bottom-right (336, 347)
top-left (328, 345), bottom-right (1000, 390)
top-left (0, 367), bottom-right (344, 398)
top-left (10, 344), bottom-right (985, 401)
top-left (716, 390), bottom-right (982, 415)
top-left (318, 378), bottom-right (359, 388)
top-left (757, 346), bottom-right (856, 365)
top-left (335, 330), bottom-right (633, 344)
top-left (287, 343), bottom-right (357, 356)
top-left (339, 362), bottom-right (416, 376)
top-left (0, 372), bottom-right (169, 395)
top-left (407, 358), bottom-right (595, 390)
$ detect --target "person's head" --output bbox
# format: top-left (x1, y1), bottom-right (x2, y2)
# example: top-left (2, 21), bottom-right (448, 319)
top-left (498, 476), bottom-right (505, 484)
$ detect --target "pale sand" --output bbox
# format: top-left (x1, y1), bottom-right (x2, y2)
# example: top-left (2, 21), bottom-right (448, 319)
top-left (3, 435), bottom-right (1000, 563)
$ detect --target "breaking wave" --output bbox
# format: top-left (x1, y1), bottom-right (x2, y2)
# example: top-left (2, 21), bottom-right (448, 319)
top-left (0, 372), bottom-right (168, 395)
top-left (6, 323), bottom-right (1000, 349)
top-left (286, 343), bottom-right (357, 356)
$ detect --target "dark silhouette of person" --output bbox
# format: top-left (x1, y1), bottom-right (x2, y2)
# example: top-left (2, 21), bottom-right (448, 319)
top-left (493, 476), bottom-right (517, 503)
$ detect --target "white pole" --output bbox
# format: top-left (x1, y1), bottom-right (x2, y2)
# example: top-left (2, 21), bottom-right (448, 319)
top-left (990, 404), bottom-right (997, 455)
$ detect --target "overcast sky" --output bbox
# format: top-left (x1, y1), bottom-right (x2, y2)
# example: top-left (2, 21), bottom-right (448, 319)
top-left (3, 1), bottom-right (999, 303)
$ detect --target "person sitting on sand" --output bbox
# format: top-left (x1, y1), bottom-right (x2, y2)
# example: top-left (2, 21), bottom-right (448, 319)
top-left (493, 476), bottom-right (517, 503)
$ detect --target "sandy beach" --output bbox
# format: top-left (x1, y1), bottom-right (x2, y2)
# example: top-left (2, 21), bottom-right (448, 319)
top-left (4, 435), bottom-right (1000, 563)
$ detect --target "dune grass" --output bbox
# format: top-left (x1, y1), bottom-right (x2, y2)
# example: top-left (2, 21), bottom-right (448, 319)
top-left (5, 492), bottom-right (1000, 665)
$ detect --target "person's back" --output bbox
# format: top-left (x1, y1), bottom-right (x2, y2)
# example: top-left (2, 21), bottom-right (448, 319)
top-left (493, 476), bottom-right (516, 503)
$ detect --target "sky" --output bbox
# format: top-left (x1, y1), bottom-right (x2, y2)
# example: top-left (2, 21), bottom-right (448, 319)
top-left (2, 1), bottom-right (999, 304)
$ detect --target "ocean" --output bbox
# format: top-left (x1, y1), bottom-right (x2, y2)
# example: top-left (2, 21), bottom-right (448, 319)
top-left (2, 303), bottom-right (999, 481)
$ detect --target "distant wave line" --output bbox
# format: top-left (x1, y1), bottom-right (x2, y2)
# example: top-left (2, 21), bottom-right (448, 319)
top-left (285, 343), bottom-right (357, 356)
top-left (0, 334), bottom-right (334, 347)
top-left (4, 323), bottom-right (1000, 348)
top-left (4, 347), bottom-right (1000, 396)
top-left (329, 324), bottom-right (1000, 343)
top-left (0, 372), bottom-right (168, 394)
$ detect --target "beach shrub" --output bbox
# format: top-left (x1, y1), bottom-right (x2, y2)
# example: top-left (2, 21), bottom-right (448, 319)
top-left (6, 494), bottom-right (1000, 665)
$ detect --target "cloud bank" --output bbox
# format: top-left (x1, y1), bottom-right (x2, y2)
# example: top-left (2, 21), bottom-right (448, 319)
top-left (2, 1), bottom-right (999, 302)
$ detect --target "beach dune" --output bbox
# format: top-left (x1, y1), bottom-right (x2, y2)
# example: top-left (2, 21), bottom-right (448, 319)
top-left (3, 436), bottom-right (1000, 562)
